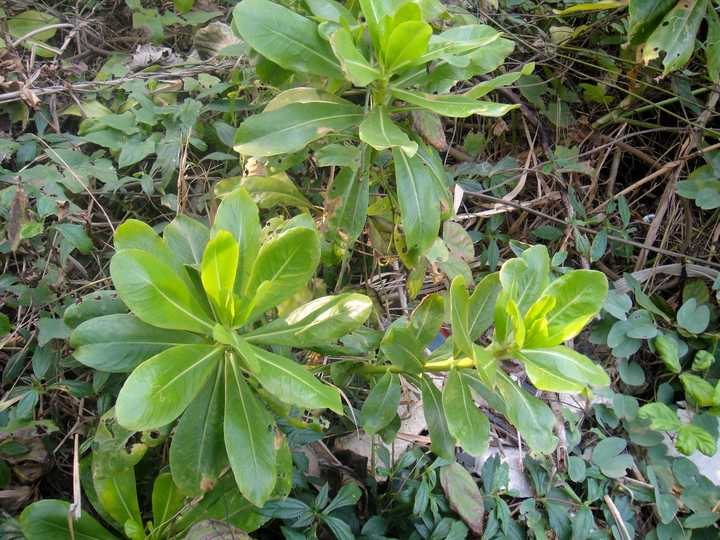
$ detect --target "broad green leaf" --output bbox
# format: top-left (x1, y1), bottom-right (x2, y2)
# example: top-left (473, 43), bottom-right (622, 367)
top-left (676, 424), bottom-right (716, 456)
top-left (71, 314), bottom-right (207, 373)
top-left (391, 88), bottom-right (518, 118)
top-left (7, 10), bottom-right (60, 58)
top-left (224, 356), bottom-right (277, 507)
top-left (325, 165), bottom-right (369, 255)
top-left (330, 28), bottom-right (381, 86)
top-left (264, 87), bottom-right (352, 112)
top-left (234, 102), bottom-right (363, 156)
top-left (468, 272), bottom-right (501, 340)
top-left (679, 373), bottom-right (715, 407)
top-left (518, 346), bottom-right (610, 393)
top-left (359, 107), bottom-right (418, 156)
top-left (642, 0), bottom-right (708, 76)
top-left (410, 293), bottom-right (444, 347)
top-left (116, 344), bottom-right (223, 430)
top-left (692, 350), bottom-right (714, 371)
top-left (245, 294), bottom-right (372, 348)
top-left (242, 174), bottom-right (312, 209)
top-left (419, 374), bottom-right (455, 459)
top-left (414, 140), bottom-right (453, 220)
top-left (306, 0), bottom-right (356, 23)
top-left (170, 365), bottom-right (227, 496)
top-left (499, 245), bottom-right (550, 315)
top-left (383, 20), bottom-right (432, 72)
top-left (627, 0), bottom-right (676, 45)
top-left (110, 249), bottom-right (214, 334)
top-left (420, 24), bottom-right (501, 64)
top-left (163, 215), bottom-right (210, 266)
top-left (450, 275), bottom-right (473, 356)
top-left (20, 500), bottom-right (118, 540)
top-left (213, 187), bottom-right (260, 297)
top-left (442, 368), bottom-right (489, 457)
top-left (359, 371), bottom-right (401, 435)
top-left (63, 290), bottom-right (127, 329)
top-left (393, 148), bottom-right (441, 257)
top-left (493, 292), bottom-right (524, 347)
top-left (201, 231), bottom-right (239, 325)
top-left (653, 334), bottom-right (681, 373)
top-left (381, 319), bottom-right (425, 373)
top-left (359, 0), bottom-right (402, 50)
top-left (233, 339), bottom-right (343, 413)
top-left (91, 458), bottom-right (141, 532)
top-left (495, 372), bottom-right (558, 454)
top-left (638, 402), bottom-right (681, 431)
top-left (438, 463), bottom-right (485, 535)
top-left (676, 298), bottom-right (710, 334)
top-left (463, 64), bottom-right (535, 99)
top-left (114, 219), bottom-right (186, 277)
top-left (540, 269), bottom-right (608, 346)
top-left (591, 437), bottom-right (633, 478)
top-left (151, 473), bottom-right (185, 530)
top-left (245, 227), bottom-right (321, 321)
top-left (232, 0), bottom-right (343, 78)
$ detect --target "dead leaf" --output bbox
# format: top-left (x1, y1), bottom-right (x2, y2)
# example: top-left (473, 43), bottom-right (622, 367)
top-left (7, 186), bottom-right (28, 252)
top-left (439, 462), bottom-right (485, 535)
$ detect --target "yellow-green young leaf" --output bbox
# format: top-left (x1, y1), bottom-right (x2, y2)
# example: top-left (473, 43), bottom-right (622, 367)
top-left (245, 227), bottom-right (321, 322)
top-left (359, 371), bottom-right (401, 435)
top-left (151, 473), bottom-right (185, 529)
top-left (359, 107), bottom-right (418, 156)
top-left (442, 369), bottom-right (489, 457)
top-left (359, 0), bottom-right (400, 51)
top-left (676, 424), bottom-right (717, 456)
top-left (468, 272), bottom-right (501, 340)
top-left (419, 374), bottom-right (455, 459)
top-left (213, 187), bottom-right (260, 297)
top-left (71, 314), bottom-right (207, 373)
top-left (518, 346), bottom-right (609, 392)
top-left (232, 0), bottom-right (343, 78)
top-left (330, 28), bottom-right (381, 86)
top-left (110, 249), bottom-right (214, 334)
top-left (7, 10), bottom-right (59, 58)
top-left (163, 215), bottom-right (210, 266)
top-left (638, 402), bottom-right (681, 431)
top-left (495, 372), bottom-right (558, 454)
top-left (201, 231), bottom-right (239, 325)
top-left (391, 88), bottom-right (519, 118)
top-left (20, 500), bottom-right (117, 540)
top-left (642, 0), bottom-right (708, 76)
top-left (224, 357), bottom-right (277, 507)
top-left (91, 459), bottom-right (141, 531)
top-left (493, 292), bottom-right (524, 347)
top-left (450, 275), bottom-right (473, 356)
top-left (554, 1), bottom-right (626, 15)
top-left (679, 373), bottom-right (715, 407)
top-left (170, 365), bottom-right (227, 496)
top-left (541, 269), bottom-right (608, 346)
top-left (234, 102), bottom-right (363, 157)
top-left (233, 340), bottom-right (343, 414)
top-left (522, 296), bottom-right (557, 348)
top-left (380, 320), bottom-right (425, 373)
top-left (653, 334), bottom-right (681, 373)
top-left (383, 20), bottom-right (432, 72)
top-left (472, 344), bottom-right (496, 387)
top-left (116, 345), bottom-right (224, 430)
top-left (393, 148), bottom-right (442, 258)
top-left (499, 245), bottom-right (550, 315)
top-left (245, 294), bottom-right (372, 348)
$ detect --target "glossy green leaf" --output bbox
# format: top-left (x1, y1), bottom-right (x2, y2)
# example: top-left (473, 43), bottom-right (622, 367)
top-left (245, 226), bottom-right (320, 321)
top-left (450, 275), bottom-right (473, 356)
top-left (116, 344), bottom-right (223, 430)
top-left (232, 0), bottom-right (343, 78)
top-left (359, 0), bottom-right (401, 50)
top-left (442, 368), bottom-right (489, 457)
top-left (234, 102), bottom-right (363, 157)
top-left (380, 319), bottom-right (425, 373)
top-left (213, 187), bottom-right (261, 297)
top-left (393, 147), bottom-right (441, 257)
top-left (499, 245), bottom-right (550, 315)
top-left (391, 88), bottom-right (518, 118)
top-left (419, 374), bottom-right (455, 459)
top-left (410, 293), bottom-right (444, 348)
top-left (326, 165), bottom-right (369, 256)
top-left (518, 346), bottom-right (610, 393)
top-left (20, 499), bottom-right (118, 540)
top-left (468, 272), bottom-right (501, 340)
top-left (241, 174), bottom-right (312, 209)
top-left (170, 365), bottom-right (227, 495)
top-left (627, 0), bottom-right (675, 45)
top-left (224, 356), bottom-right (277, 507)
top-left (233, 339), bottom-right (343, 413)
top-left (496, 372), bottom-right (558, 454)
top-left (201, 230), bottom-right (239, 324)
top-left (245, 294), bottom-right (372, 348)
top-left (63, 290), bottom-right (128, 329)
top-left (114, 219), bottom-right (186, 278)
top-left (642, 0), bottom-right (708, 76)
top-left (330, 28), bottom-right (381, 86)
top-left (91, 458), bottom-right (141, 532)
top-left (110, 249), bottom-right (214, 334)
top-left (71, 314), bottom-right (206, 373)
top-left (360, 107), bottom-right (417, 156)
top-left (306, 0), bottom-right (356, 23)
top-left (383, 20), bottom-right (432, 72)
top-left (163, 215), bottom-right (210, 266)
top-left (421, 24), bottom-right (501, 64)
top-left (360, 371), bottom-right (401, 435)
top-left (540, 269), bottom-right (608, 346)
top-left (151, 473), bottom-right (185, 530)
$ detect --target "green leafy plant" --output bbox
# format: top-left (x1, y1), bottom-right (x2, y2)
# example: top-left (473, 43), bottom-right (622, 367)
top-left (229, 0), bottom-right (531, 266)
top-left (68, 187), bottom-right (373, 508)
top-left (358, 244), bottom-right (610, 456)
